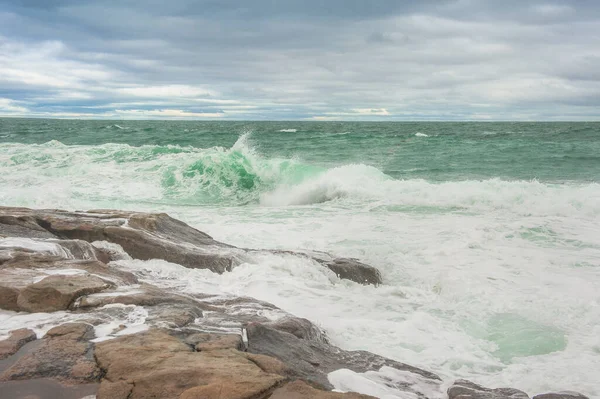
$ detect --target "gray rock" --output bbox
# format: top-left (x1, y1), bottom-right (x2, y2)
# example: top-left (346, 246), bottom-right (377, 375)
top-left (448, 379), bottom-right (529, 399)
top-left (325, 258), bottom-right (383, 285)
top-left (533, 392), bottom-right (590, 399)
top-left (0, 207), bottom-right (384, 284)
top-left (246, 319), bottom-right (440, 393)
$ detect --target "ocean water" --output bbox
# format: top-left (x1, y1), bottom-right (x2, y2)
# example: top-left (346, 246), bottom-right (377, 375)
top-left (1, 119), bottom-right (599, 397)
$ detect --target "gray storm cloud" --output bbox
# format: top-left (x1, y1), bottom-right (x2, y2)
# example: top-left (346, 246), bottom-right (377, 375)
top-left (0, 0), bottom-right (599, 120)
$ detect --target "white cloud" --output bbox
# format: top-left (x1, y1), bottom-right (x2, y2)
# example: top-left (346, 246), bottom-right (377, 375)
top-left (114, 109), bottom-right (225, 118)
top-left (117, 85), bottom-right (217, 99)
top-left (0, 98), bottom-right (29, 114)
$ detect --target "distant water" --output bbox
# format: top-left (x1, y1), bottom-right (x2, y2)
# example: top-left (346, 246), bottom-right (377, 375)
top-left (1, 118), bottom-right (599, 396)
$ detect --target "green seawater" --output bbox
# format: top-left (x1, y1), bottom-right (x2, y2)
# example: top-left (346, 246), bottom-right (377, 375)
top-left (1, 118), bottom-right (600, 396)
top-left (1, 119), bottom-right (599, 184)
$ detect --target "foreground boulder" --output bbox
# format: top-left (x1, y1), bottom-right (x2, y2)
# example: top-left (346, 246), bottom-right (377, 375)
top-left (95, 329), bottom-right (285, 399)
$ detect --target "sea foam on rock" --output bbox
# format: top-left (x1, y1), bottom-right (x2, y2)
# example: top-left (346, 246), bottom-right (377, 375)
top-left (0, 206), bottom-right (382, 285)
top-left (0, 206), bottom-right (590, 398)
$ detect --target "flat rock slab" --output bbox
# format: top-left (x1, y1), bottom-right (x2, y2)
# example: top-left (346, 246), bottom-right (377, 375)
top-left (0, 323), bottom-right (101, 385)
top-left (95, 329), bottom-right (285, 399)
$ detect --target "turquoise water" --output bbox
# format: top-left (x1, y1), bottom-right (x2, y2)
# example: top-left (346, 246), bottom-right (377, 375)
top-left (2, 119), bottom-right (599, 183)
top-left (1, 118), bottom-right (599, 396)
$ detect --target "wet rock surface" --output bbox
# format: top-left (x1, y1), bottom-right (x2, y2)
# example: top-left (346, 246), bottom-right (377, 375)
top-left (0, 206), bottom-right (591, 398)
top-left (532, 393), bottom-right (590, 399)
top-left (0, 329), bottom-right (36, 360)
top-left (246, 321), bottom-right (440, 392)
top-left (447, 379), bottom-right (529, 399)
top-left (0, 323), bottom-right (101, 384)
top-left (0, 206), bottom-right (382, 284)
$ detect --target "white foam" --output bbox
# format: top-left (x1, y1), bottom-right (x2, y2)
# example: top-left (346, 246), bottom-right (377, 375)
top-left (415, 132), bottom-right (429, 137)
top-left (0, 237), bottom-right (71, 258)
top-left (279, 128), bottom-right (297, 132)
top-left (328, 367), bottom-right (445, 399)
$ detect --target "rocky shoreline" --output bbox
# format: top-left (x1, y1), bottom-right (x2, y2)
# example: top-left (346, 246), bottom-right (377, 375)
top-left (0, 206), bottom-right (590, 399)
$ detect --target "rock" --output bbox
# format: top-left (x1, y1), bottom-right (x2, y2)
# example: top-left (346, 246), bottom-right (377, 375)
top-left (194, 333), bottom-right (243, 351)
top-left (0, 269), bottom-right (43, 311)
top-left (94, 329), bottom-right (285, 399)
top-left (533, 393), bottom-right (590, 399)
top-left (448, 379), bottom-right (529, 399)
top-left (16, 274), bottom-right (113, 313)
top-left (146, 303), bottom-right (203, 328)
top-left (0, 323), bottom-right (101, 384)
top-left (0, 329), bottom-right (36, 360)
top-left (75, 283), bottom-right (194, 309)
top-left (325, 258), bottom-right (382, 285)
top-left (0, 207), bottom-right (235, 273)
top-left (0, 207), bottom-right (384, 284)
top-left (1, 256), bottom-right (139, 286)
top-left (266, 316), bottom-right (329, 344)
top-left (246, 320), bottom-right (440, 393)
top-left (270, 380), bottom-right (375, 399)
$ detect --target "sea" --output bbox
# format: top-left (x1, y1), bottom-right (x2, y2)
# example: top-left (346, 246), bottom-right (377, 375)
top-left (1, 119), bottom-right (599, 397)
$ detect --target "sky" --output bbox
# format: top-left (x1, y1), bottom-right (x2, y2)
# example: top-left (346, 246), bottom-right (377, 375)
top-left (0, 0), bottom-right (599, 120)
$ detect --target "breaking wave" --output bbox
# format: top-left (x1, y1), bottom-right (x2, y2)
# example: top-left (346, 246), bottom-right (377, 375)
top-left (0, 134), bottom-right (599, 217)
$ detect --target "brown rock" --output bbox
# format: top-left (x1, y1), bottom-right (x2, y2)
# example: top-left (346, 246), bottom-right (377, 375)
top-left (95, 329), bottom-right (285, 399)
top-left (0, 329), bottom-right (37, 360)
top-left (195, 333), bottom-right (243, 351)
top-left (270, 380), bottom-right (375, 399)
top-left (0, 323), bottom-right (101, 384)
top-left (97, 380), bottom-right (133, 399)
top-left (16, 274), bottom-right (112, 313)
top-left (0, 285), bottom-right (20, 311)
top-left (2, 256), bottom-right (139, 286)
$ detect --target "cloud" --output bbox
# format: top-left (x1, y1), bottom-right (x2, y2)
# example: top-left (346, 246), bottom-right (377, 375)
top-left (0, 98), bottom-right (28, 114)
top-left (0, 1), bottom-right (599, 120)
